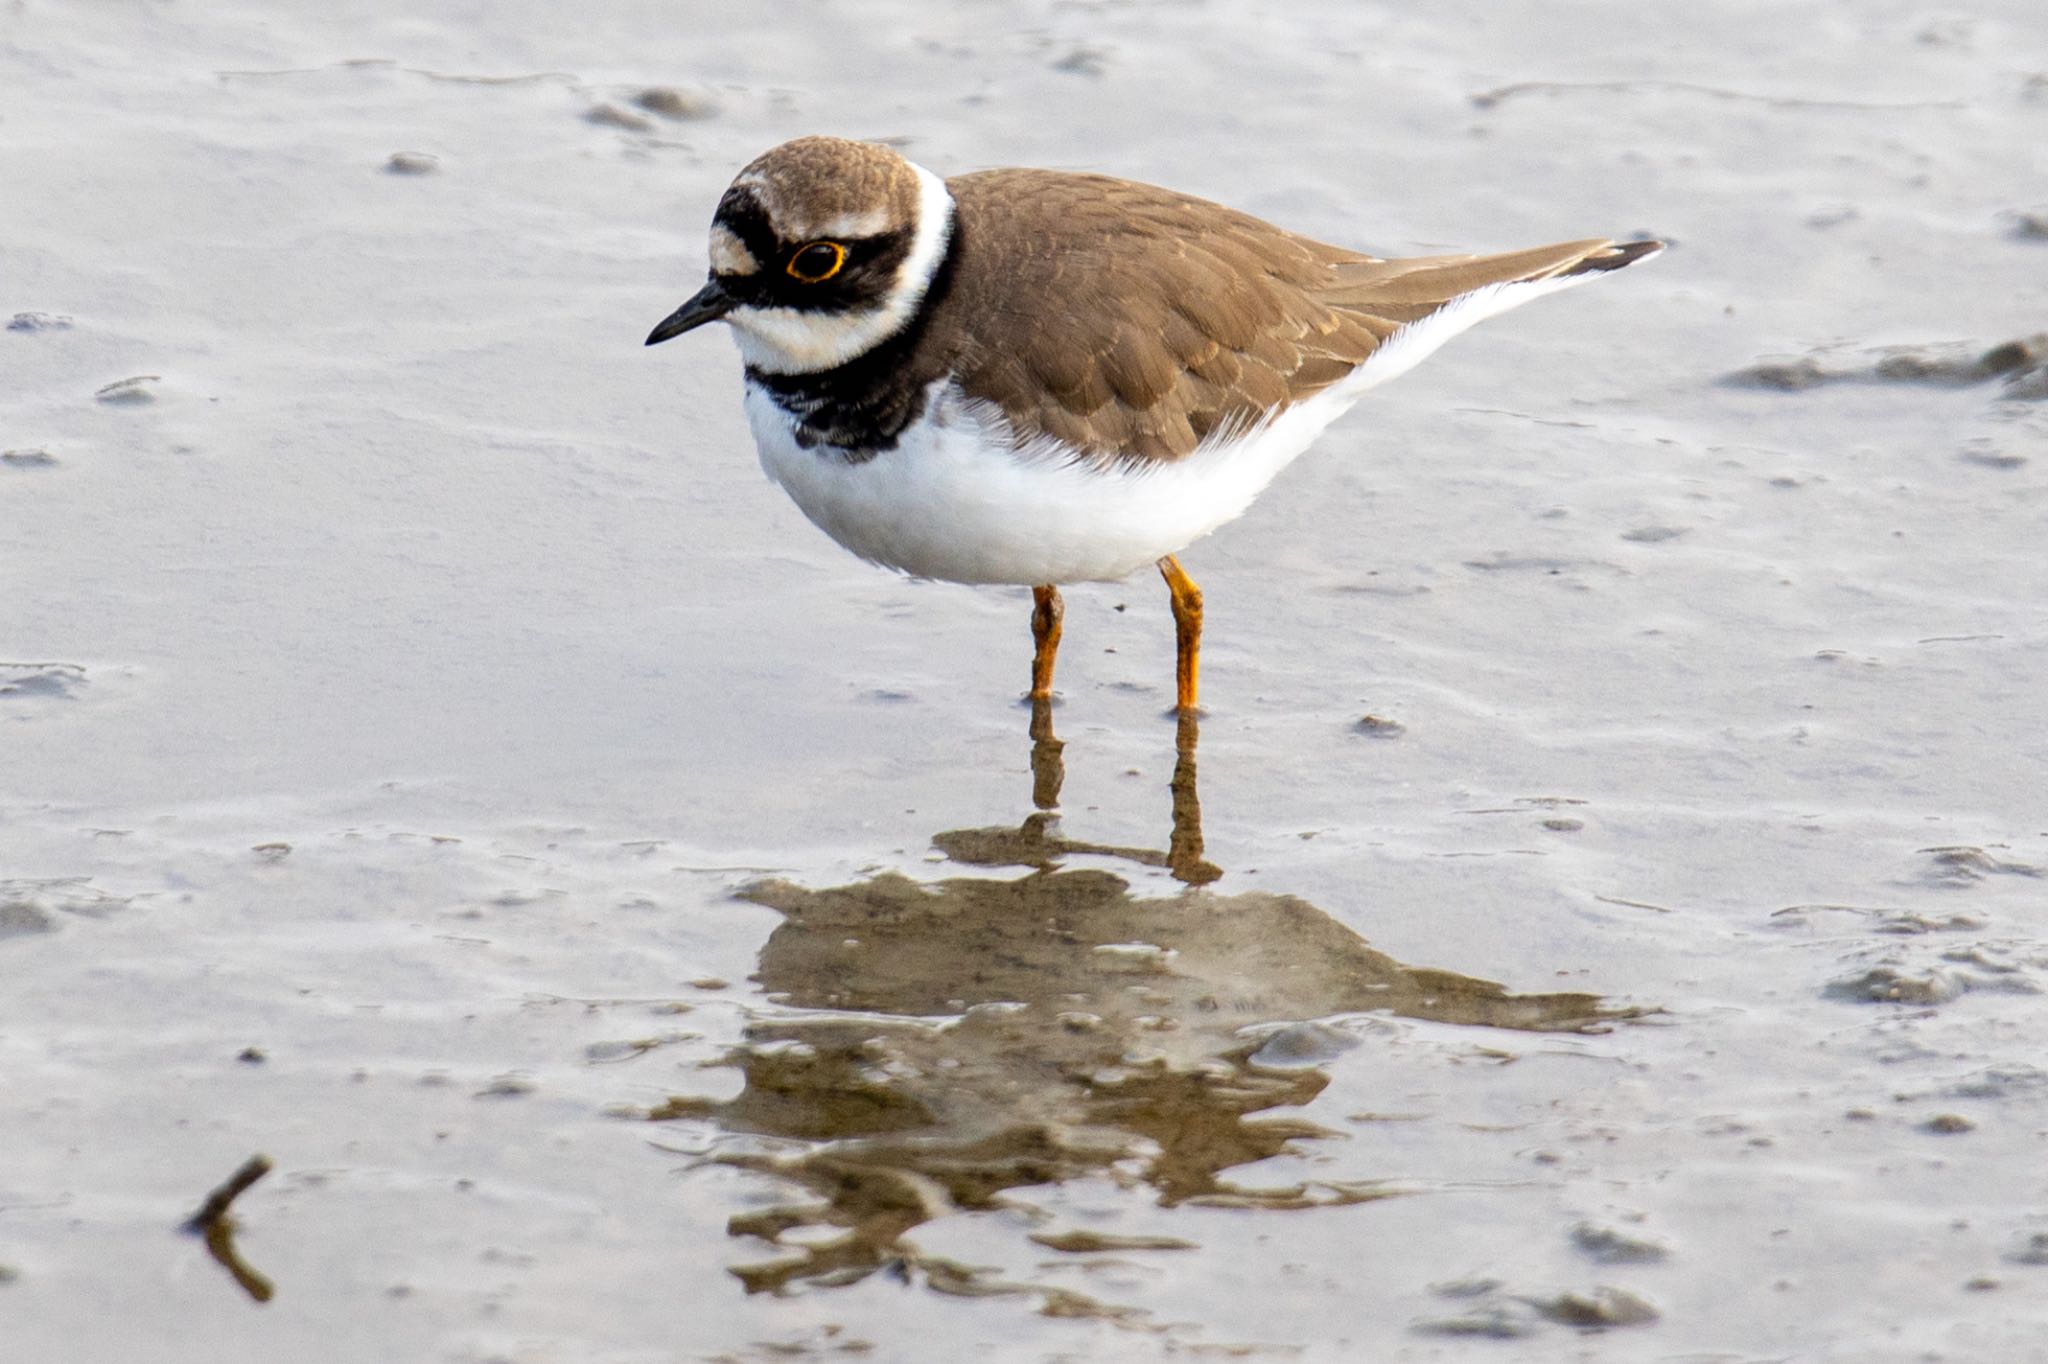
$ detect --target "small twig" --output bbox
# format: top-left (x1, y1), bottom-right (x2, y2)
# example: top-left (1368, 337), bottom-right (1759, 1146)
top-left (183, 1155), bottom-right (277, 1304)
top-left (182, 1154), bottom-right (273, 1233)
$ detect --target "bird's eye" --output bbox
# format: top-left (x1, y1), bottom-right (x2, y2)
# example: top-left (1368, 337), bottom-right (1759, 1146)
top-left (786, 241), bottom-right (847, 283)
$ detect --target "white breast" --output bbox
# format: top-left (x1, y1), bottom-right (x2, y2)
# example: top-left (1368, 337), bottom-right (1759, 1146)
top-left (743, 378), bottom-right (1344, 585)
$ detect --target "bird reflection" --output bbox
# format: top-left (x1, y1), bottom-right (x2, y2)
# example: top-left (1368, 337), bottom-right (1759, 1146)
top-left (640, 701), bottom-right (1643, 1303)
top-left (935, 700), bottom-right (1220, 887)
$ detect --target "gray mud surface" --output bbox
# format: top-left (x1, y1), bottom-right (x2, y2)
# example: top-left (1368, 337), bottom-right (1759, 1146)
top-left (5, 2), bottom-right (2047, 1360)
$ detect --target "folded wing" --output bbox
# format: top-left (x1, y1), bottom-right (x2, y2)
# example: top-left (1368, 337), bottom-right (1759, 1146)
top-left (943, 168), bottom-right (1659, 464)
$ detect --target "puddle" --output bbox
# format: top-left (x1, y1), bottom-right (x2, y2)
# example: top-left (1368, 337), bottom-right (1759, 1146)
top-left (626, 707), bottom-right (1638, 1303)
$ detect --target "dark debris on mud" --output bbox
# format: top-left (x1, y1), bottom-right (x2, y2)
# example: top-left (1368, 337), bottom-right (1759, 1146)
top-left (0, 663), bottom-right (87, 699)
top-left (1416, 1280), bottom-right (1659, 1338)
top-left (1726, 334), bottom-right (2048, 400)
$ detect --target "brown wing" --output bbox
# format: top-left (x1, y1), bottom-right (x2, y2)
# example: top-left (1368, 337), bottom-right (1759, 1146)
top-left (939, 168), bottom-right (1646, 464)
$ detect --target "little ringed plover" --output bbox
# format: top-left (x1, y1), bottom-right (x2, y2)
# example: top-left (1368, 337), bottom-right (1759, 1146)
top-left (646, 135), bottom-right (1661, 712)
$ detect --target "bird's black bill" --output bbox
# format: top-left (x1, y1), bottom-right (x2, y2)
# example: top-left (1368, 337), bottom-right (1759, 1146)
top-left (644, 279), bottom-right (736, 346)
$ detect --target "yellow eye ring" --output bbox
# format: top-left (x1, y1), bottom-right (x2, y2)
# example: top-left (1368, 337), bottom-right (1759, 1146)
top-left (786, 240), bottom-right (847, 283)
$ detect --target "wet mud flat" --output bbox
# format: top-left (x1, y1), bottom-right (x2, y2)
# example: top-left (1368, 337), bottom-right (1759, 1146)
top-left (7, 0), bottom-right (2048, 1360)
top-left (8, 695), bottom-right (2048, 1360)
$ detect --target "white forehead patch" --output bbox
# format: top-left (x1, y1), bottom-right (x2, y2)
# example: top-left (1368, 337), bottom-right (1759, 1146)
top-left (810, 206), bottom-right (891, 240)
top-left (708, 224), bottom-right (759, 276)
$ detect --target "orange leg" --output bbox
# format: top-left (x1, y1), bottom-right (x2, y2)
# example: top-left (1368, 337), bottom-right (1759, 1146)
top-left (1029, 585), bottom-right (1064, 699)
top-left (1158, 555), bottom-right (1203, 714)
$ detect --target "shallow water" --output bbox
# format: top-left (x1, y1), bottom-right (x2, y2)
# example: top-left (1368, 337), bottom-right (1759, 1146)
top-left (5, 1), bottom-right (2048, 1359)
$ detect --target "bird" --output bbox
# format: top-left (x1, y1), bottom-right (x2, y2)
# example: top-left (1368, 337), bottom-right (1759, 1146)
top-left (645, 136), bottom-right (1660, 713)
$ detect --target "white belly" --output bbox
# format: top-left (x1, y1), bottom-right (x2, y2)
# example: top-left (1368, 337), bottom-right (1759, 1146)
top-left (738, 269), bottom-right (1596, 585)
top-left (744, 378), bottom-right (1356, 585)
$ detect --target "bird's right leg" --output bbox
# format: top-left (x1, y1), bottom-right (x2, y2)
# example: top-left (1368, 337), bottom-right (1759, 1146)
top-left (1158, 556), bottom-right (1203, 714)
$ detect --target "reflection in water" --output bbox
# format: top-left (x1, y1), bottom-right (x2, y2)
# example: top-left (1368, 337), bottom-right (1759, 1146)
top-left (641, 702), bottom-right (1644, 1305)
top-left (953, 704), bottom-right (1223, 888)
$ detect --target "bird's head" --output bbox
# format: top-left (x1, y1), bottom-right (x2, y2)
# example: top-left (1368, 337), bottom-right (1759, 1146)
top-left (645, 136), bottom-right (955, 374)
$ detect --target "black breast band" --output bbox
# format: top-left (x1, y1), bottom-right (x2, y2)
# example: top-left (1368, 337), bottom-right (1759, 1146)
top-left (743, 213), bottom-right (964, 463)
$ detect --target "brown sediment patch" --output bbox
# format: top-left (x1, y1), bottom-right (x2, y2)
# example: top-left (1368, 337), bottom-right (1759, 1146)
top-left (0, 663), bottom-right (86, 698)
top-left (0, 878), bottom-right (129, 937)
top-left (1028, 1229), bottom-right (1196, 1253)
top-left (1725, 334), bottom-right (2048, 399)
top-left (633, 86), bottom-right (717, 121)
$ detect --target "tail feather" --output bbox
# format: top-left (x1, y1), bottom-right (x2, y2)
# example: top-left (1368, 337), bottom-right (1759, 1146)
top-left (1323, 237), bottom-right (1663, 398)
top-left (1324, 238), bottom-right (1664, 315)
top-left (1559, 238), bottom-right (1665, 277)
